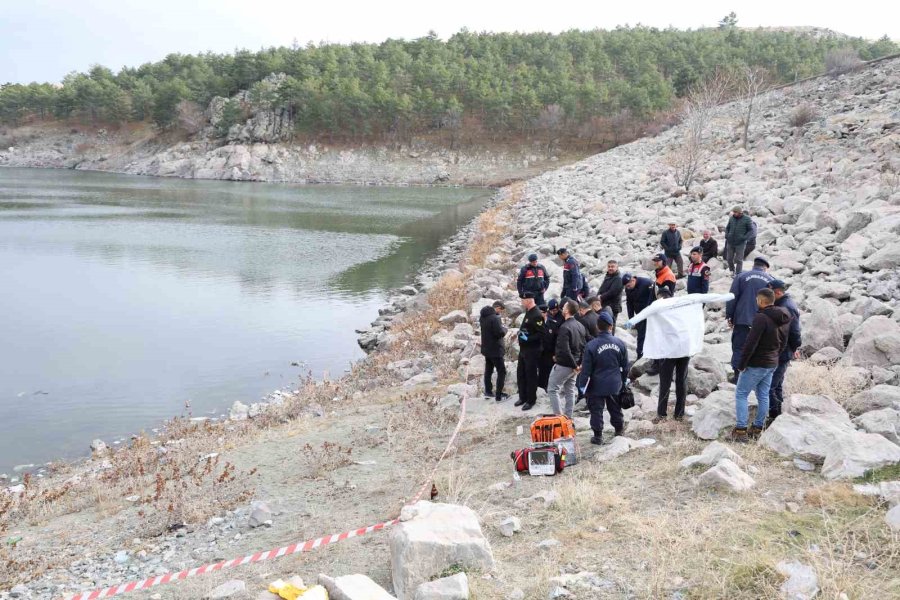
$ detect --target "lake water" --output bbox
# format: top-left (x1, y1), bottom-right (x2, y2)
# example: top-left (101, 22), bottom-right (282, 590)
top-left (0, 168), bottom-right (490, 474)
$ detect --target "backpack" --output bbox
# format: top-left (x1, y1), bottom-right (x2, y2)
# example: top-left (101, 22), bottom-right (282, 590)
top-left (530, 415), bottom-right (576, 443)
top-left (511, 444), bottom-right (567, 475)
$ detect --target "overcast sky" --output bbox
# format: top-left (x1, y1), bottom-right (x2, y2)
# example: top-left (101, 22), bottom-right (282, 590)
top-left (3, 0), bottom-right (898, 84)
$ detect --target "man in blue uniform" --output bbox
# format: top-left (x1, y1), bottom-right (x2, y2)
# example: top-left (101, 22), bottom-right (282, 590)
top-left (576, 311), bottom-right (628, 445)
top-left (726, 256), bottom-right (774, 374)
top-left (557, 248), bottom-right (584, 302)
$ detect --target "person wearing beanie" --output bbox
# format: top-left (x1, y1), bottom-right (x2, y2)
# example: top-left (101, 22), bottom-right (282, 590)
top-left (660, 222), bottom-right (685, 278)
top-left (724, 206), bottom-right (754, 276)
top-left (726, 256), bottom-right (774, 375)
top-left (686, 246), bottom-right (711, 294)
top-left (517, 253), bottom-right (550, 306)
top-left (576, 309), bottom-right (628, 445)
top-left (515, 292), bottom-right (545, 411)
top-left (767, 280), bottom-right (802, 423)
top-left (651, 253), bottom-right (677, 299)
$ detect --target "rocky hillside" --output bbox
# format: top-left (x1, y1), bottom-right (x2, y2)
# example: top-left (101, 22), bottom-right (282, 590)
top-left (4, 58), bottom-right (900, 600)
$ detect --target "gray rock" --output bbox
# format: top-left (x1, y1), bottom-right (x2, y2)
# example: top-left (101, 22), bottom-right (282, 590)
top-left (679, 441), bottom-right (744, 469)
top-left (207, 580), bottom-right (246, 599)
top-left (498, 516), bottom-right (522, 537)
top-left (90, 439), bottom-right (109, 456)
top-left (414, 573), bottom-right (468, 600)
top-left (248, 501), bottom-right (273, 528)
top-left (391, 502), bottom-right (493, 599)
top-left (404, 373), bottom-right (438, 387)
top-left (821, 431), bottom-right (900, 479)
top-left (862, 245), bottom-right (900, 271)
top-left (319, 574), bottom-right (397, 600)
top-left (229, 400), bottom-right (249, 420)
top-left (438, 310), bottom-right (469, 325)
top-left (844, 316), bottom-right (900, 368)
top-left (775, 561), bottom-right (819, 600)
top-left (846, 385), bottom-right (900, 415)
top-left (886, 505), bottom-right (900, 532)
top-left (759, 413), bottom-right (854, 462)
top-left (854, 408), bottom-right (900, 444)
top-left (808, 347), bottom-right (843, 364)
top-left (691, 390), bottom-right (744, 440)
top-left (697, 458), bottom-right (755, 492)
top-left (784, 394), bottom-right (850, 421)
top-left (801, 298), bottom-right (845, 353)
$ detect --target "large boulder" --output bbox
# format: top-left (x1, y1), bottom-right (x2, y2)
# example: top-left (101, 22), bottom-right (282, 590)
top-left (691, 390), bottom-right (745, 440)
top-left (783, 394), bottom-right (850, 421)
top-left (821, 432), bottom-right (900, 479)
top-left (758, 413), bottom-right (854, 462)
top-left (854, 408), bottom-right (900, 445)
top-left (686, 365), bottom-right (719, 398)
top-left (679, 441), bottom-right (744, 469)
top-left (862, 245), bottom-right (900, 271)
top-left (390, 502), bottom-right (493, 599)
top-left (801, 298), bottom-right (845, 353)
top-left (697, 458), bottom-right (755, 492)
top-left (843, 316), bottom-right (900, 368)
top-left (846, 385), bottom-right (900, 415)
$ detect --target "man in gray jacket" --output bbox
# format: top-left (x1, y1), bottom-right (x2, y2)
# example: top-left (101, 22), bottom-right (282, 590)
top-left (547, 300), bottom-right (587, 419)
top-left (725, 206), bottom-right (754, 276)
top-left (660, 222), bottom-right (685, 278)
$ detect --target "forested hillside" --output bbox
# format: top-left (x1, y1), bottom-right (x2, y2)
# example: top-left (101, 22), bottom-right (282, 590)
top-left (1, 25), bottom-right (896, 147)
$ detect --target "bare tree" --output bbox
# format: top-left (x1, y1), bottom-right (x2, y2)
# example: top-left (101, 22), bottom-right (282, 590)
top-left (825, 48), bottom-right (863, 76)
top-left (668, 71), bottom-right (733, 192)
top-left (535, 104), bottom-right (565, 156)
top-left (739, 66), bottom-right (771, 150)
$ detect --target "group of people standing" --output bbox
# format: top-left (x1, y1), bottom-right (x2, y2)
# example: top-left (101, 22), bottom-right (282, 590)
top-left (478, 206), bottom-right (801, 445)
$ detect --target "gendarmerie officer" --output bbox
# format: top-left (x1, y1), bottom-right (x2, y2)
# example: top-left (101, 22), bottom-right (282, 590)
top-left (514, 292), bottom-right (545, 411)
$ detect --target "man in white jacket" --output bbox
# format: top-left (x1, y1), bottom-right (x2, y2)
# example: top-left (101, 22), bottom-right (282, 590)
top-left (624, 291), bottom-right (734, 422)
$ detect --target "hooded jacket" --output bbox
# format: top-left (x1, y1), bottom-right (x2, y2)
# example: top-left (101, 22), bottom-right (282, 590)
top-left (479, 305), bottom-right (507, 358)
top-left (598, 272), bottom-right (624, 313)
top-left (774, 293), bottom-right (802, 363)
top-left (576, 332), bottom-right (628, 398)
top-left (554, 317), bottom-right (587, 368)
top-left (738, 305), bottom-right (792, 370)
top-left (726, 266), bottom-right (774, 326)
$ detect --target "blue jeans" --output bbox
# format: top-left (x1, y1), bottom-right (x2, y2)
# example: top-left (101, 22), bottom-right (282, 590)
top-left (735, 366), bottom-right (776, 428)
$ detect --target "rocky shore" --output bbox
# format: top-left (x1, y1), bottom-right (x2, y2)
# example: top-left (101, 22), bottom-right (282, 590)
top-left (3, 57), bottom-right (900, 600)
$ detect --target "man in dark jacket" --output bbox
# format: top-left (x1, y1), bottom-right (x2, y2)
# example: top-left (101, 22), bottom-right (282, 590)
top-left (724, 206), bottom-right (754, 275)
top-left (686, 246), bottom-right (711, 294)
top-left (538, 303), bottom-right (559, 391)
top-left (597, 260), bottom-right (624, 333)
top-left (576, 311), bottom-right (628, 445)
top-left (479, 300), bottom-right (508, 402)
top-left (768, 280), bottom-right (802, 421)
top-left (624, 273), bottom-right (654, 359)
top-left (742, 219), bottom-right (758, 259)
top-left (726, 256), bottom-right (774, 373)
top-left (548, 300), bottom-right (587, 418)
top-left (576, 299), bottom-right (600, 341)
top-left (660, 222), bottom-right (685, 278)
top-left (730, 288), bottom-right (792, 442)
top-left (515, 292), bottom-right (545, 411)
top-left (557, 248), bottom-right (584, 301)
top-left (699, 230), bottom-right (719, 263)
top-left (516, 253), bottom-right (550, 306)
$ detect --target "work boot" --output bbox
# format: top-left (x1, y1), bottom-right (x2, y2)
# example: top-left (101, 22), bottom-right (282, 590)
top-left (495, 393), bottom-right (509, 402)
top-left (748, 425), bottom-right (764, 440)
top-left (729, 427), bottom-right (749, 443)
top-left (590, 435), bottom-right (603, 446)
top-left (614, 428), bottom-right (624, 437)
top-left (521, 402), bottom-right (535, 411)
top-left (651, 414), bottom-right (668, 424)
top-left (484, 390), bottom-right (493, 399)
top-left (513, 397), bottom-right (526, 407)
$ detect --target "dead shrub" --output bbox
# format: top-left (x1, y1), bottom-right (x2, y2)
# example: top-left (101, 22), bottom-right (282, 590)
top-left (786, 361), bottom-right (867, 405)
top-left (298, 441), bottom-right (354, 479)
top-left (788, 104), bottom-right (819, 128)
top-left (825, 48), bottom-right (863, 76)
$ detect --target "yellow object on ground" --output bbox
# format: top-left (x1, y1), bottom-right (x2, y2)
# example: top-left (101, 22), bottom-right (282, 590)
top-left (267, 579), bottom-right (328, 600)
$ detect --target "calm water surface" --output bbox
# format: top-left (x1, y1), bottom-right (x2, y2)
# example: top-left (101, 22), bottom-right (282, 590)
top-left (0, 168), bottom-right (489, 474)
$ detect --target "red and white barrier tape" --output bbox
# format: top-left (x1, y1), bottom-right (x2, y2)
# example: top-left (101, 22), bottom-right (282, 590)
top-left (62, 361), bottom-right (471, 600)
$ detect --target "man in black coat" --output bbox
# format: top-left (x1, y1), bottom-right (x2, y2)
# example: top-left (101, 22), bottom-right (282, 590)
top-left (576, 311), bottom-right (628, 445)
top-left (576, 299), bottom-right (600, 341)
top-left (538, 303), bottom-right (559, 391)
top-left (768, 280), bottom-right (802, 422)
top-left (515, 292), bottom-right (545, 411)
top-left (597, 260), bottom-right (624, 333)
top-left (660, 222), bottom-right (685, 278)
top-left (479, 300), bottom-right (508, 402)
top-left (699, 230), bottom-right (719, 264)
top-left (623, 273), bottom-right (654, 359)
top-left (547, 300), bottom-right (587, 419)
top-left (516, 253), bottom-right (550, 306)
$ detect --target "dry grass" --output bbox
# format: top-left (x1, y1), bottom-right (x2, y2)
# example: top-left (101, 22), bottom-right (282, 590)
top-left (786, 361), bottom-right (868, 406)
top-left (788, 103), bottom-right (819, 128)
